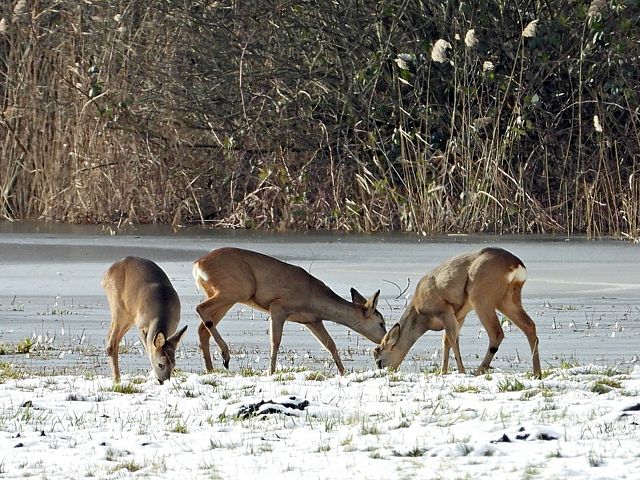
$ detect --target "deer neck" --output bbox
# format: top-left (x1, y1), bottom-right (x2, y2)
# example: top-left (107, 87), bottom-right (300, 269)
top-left (394, 306), bottom-right (432, 363)
top-left (310, 288), bottom-right (367, 332)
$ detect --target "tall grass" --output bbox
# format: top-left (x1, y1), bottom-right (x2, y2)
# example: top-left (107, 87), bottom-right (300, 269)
top-left (1, 0), bottom-right (638, 237)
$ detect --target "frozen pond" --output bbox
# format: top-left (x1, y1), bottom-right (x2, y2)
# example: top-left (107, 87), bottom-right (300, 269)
top-left (0, 222), bottom-right (639, 378)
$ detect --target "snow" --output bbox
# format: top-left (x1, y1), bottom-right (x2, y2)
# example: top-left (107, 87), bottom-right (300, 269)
top-left (1, 229), bottom-right (639, 478)
top-left (0, 365), bottom-right (638, 479)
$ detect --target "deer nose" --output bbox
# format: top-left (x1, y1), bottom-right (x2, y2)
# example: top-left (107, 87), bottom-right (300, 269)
top-left (157, 379), bottom-right (164, 385)
top-left (376, 360), bottom-right (383, 369)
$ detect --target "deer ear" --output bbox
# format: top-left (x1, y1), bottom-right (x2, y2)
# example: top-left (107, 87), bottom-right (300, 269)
top-left (153, 332), bottom-right (166, 349)
top-left (350, 287), bottom-right (367, 305)
top-left (383, 323), bottom-right (401, 348)
top-left (167, 325), bottom-right (188, 347)
top-left (364, 290), bottom-right (381, 316)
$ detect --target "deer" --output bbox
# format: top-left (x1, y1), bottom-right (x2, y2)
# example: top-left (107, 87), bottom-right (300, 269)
top-left (192, 247), bottom-right (386, 375)
top-left (373, 247), bottom-right (541, 378)
top-left (102, 256), bottom-right (188, 384)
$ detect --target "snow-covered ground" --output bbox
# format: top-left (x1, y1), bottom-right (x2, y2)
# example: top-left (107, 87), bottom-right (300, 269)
top-left (1, 227), bottom-right (639, 478)
top-left (0, 364), bottom-right (639, 479)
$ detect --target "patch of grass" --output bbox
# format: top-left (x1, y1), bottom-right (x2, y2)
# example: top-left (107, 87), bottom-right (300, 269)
top-left (546, 449), bottom-right (563, 458)
top-left (105, 448), bottom-right (123, 462)
top-left (316, 443), bottom-right (331, 453)
top-left (170, 421), bottom-right (188, 434)
top-left (453, 384), bottom-right (480, 394)
top-left (498, 378), bottom-right (526, 392)
top-left (0, 343), bottom-right (9, 355)
top-left (16, 338), bottom-right (34, 354)
top-left (591, 378), bottom-right (622, 395)
top-left (109, 383), bottom-right (142, 394)
top-left (395, 419), bottom-right (411, 429)
top-left (305, 371), bottom-right (327, 381)
top-left (559, 359), bottom-right (580, 369)
top-left (522, 464), bottom-right (541, 480)
top-left (183, 389), bottom-right (199, 398)
top-left (111, 461), bottom-right (142, 473)
top-left (239, 367), bottom-right (261, 377)
top-left (541, 387), bottom-right (555, 398)
top-left (369, 451), bottom-right (384, 459)
top-left (0, 363), bottom-right (24, 382)
top-left (520, 388), bottom-right (542, 400)
top-left (201, 378), bottom-right (220, 388)
top-left (387, 371), bottom-right (405, 382)
top-left (393, 446), bottom-right (425, 457)
top-left (588, 452), bottom-right (604, 467)
top-left (600, 366), bottom-right (625, 377)
top-left (360, 421), bottom-right (380, 435)
top-left (274, 372), bottom-right (295, 382)
top-left (421, 365), bottom-right (441, 375)
top-left (340, 434), bottom-right (353, 447)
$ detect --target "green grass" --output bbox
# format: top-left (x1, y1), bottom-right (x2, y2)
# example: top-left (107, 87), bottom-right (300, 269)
top-left (16, 338), bottom-right (34, 354)
top-left (393, 446), bottom-right (425, 457)
top-left (110, 461), bottom-right (142, 473)
top-left (274, 372), bottom-right (295, 382)
top-left (453, 384), bottom-right (480, 393)
top-left (591, 379), bottom-right (622, 395)
top-left (239, 367), bottom-right (261, 377)
top-left (0, 362), bottom-right (23, 382)
top-left (170, 421), bottom-right (188, 434)
top-left (360, 421), bottom-right (380, 435)
top-left (498, 378), bottom-right (526, 392)
top-left (305, 371), bottom-right (327, 381)
top-left (109, 383), bottom-right (142, 394)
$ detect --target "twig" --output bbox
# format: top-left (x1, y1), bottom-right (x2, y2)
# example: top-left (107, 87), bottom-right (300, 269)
top-left (382, 278), bottom-right (411, 300)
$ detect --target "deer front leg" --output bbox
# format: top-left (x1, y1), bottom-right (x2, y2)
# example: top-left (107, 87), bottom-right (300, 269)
top-left (105, 315), bottom-right (132, 383)
top-left (442, 308), bottom-right (465, 374)
top-left (305, 321), bottom-right (346, 375)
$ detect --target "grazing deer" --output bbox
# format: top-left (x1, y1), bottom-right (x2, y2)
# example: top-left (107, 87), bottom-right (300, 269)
top-left (102, 256), bottom-right (188, 384)
top-left (373, 248), bottom-right (541, 378)
top-left (192, 247), bottom-right (386, 375)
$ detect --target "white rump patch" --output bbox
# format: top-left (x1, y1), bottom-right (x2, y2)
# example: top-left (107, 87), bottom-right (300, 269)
top-left (507, 265), bottom-right (527, 284)
top-left (192, 263), bottom-right (209, 290)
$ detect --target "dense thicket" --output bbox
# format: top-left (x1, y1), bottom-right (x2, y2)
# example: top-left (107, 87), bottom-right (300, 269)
top-left (1, 0), bottom-right (639, 237)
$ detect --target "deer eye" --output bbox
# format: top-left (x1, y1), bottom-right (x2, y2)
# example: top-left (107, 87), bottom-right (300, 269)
top-left (158, 363), bottom-right (165, 370)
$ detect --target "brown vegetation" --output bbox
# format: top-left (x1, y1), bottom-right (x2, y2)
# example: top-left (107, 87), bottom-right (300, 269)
top-left (1, 0), bottom-right (639, 237)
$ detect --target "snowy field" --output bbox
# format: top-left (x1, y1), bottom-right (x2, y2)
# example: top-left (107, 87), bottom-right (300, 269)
top-left (0, 225), bottom-right (639, 478)
top-left (0, 365), bottom-right (639, 479)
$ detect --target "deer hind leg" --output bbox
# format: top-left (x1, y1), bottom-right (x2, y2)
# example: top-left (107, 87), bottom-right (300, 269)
top-left (475, 306), bottom-right (504, 376)
top-left (498, 285), bottom-right (541, 378)
top-left (196, 297), bottom-right (233, 372)
top-left (305, 320), bottom-right (345, 375)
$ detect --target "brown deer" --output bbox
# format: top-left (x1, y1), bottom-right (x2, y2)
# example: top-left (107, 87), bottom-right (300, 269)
top-left (373, 248), bottom-right (541, 378)
top-left (192, 247), bottom-right (386, 375)
top-left (102, 256), bottom-right (188, 384)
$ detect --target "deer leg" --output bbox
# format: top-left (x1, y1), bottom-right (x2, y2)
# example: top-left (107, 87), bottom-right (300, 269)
top-left (196, 297), bottom-right (233, 372)
top-left (440, 333), bottom-right (451, 374)
top-left (475, 307), bottom-right (504, 375)
top-left (441, 308), bottom-right (465, 374)
top-left (105, 312), bottom-right (133, 383)
top-left (268, 305), bottom-right (287, 375)
top-left (498, 298), bottom-right (541, 379)
top-left (305, 321), bottom-right (346, 375)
